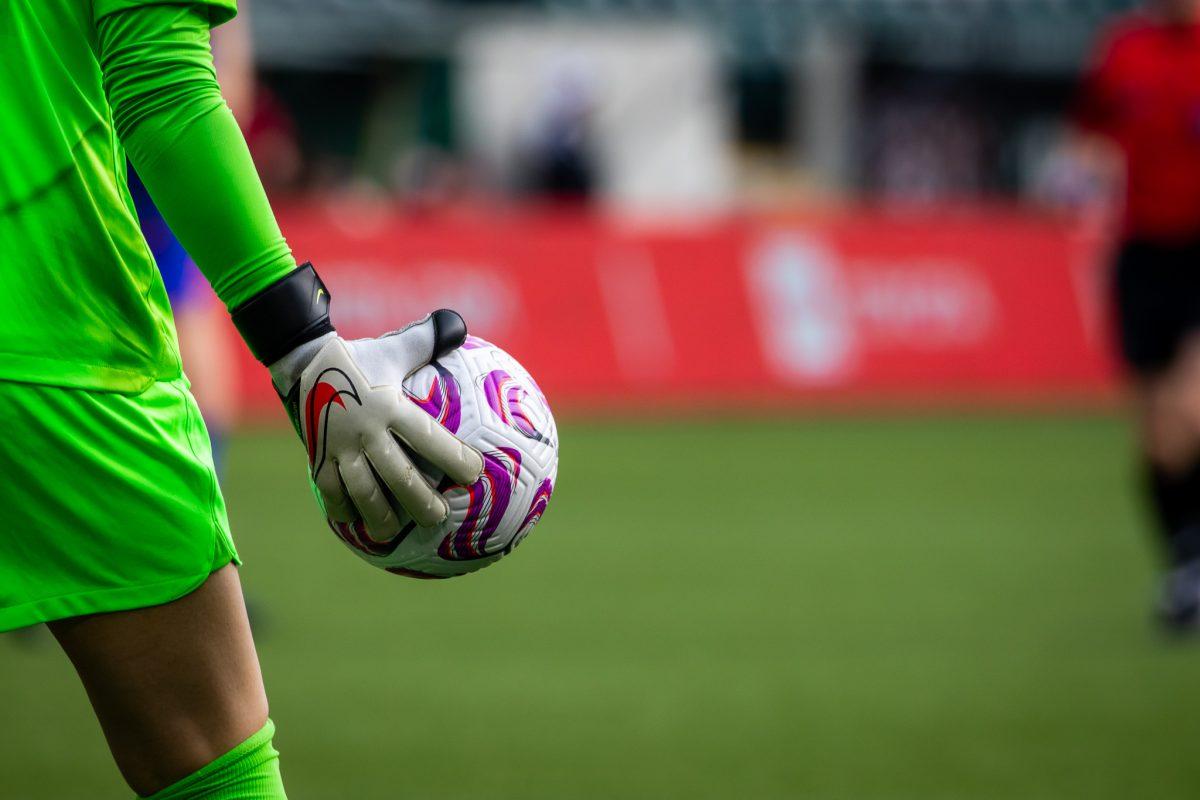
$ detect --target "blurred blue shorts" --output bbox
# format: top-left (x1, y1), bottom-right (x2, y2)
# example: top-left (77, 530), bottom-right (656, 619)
top-left (127, 166), bottom-right (205, 309)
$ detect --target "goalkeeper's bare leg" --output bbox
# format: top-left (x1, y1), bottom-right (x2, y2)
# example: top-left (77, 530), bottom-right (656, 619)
top-left (48, 565), bottom-right (282, 798)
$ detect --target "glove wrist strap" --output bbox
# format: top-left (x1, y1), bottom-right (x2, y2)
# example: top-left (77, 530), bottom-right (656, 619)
top-left (231, 262), bottom-right (335, 365)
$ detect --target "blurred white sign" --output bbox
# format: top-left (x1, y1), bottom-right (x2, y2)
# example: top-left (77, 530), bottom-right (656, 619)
top-left (458, 21), bottom-right (733, 215)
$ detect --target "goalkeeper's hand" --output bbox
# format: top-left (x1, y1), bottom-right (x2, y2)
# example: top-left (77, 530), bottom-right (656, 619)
top-left (232, 264), bottom-right (484, 540)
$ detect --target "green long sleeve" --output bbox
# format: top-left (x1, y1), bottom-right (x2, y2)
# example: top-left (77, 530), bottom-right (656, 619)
top-left (96, 5), bottom-right (296, 311)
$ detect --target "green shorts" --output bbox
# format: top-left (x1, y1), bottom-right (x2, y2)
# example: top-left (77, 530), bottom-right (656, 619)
top-left (0, 376), bottom-right (238, 632)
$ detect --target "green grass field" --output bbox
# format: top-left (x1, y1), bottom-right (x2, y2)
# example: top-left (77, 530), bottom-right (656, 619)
top-left (4, 415), bottom-right (1199, 799)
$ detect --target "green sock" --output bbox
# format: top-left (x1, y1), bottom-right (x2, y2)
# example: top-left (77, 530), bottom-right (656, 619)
top-left (141, 719), bottom-right (287, 800)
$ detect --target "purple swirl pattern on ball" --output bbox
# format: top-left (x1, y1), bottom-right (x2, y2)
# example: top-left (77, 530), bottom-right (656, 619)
top-left (461, 335), bottom-right (494, 350)
top-left (525, 371), bottom-right (550, 410)
top-left (327, 518), bottom-right (414, 557)
top-left (438, 447), bottom-right (522, 561)
top-left (404, 363), bottom-right (462, 434)
top-left (517, 478), bottom-right (553, 538)
top-left (483, 369), bottom-right (549, 443)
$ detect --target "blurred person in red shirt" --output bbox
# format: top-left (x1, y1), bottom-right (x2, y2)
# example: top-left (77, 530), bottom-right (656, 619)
top-left (1076, 0), bottom-right (1200, 630)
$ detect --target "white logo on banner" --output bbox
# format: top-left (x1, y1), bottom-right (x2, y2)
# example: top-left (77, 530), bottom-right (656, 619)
top-left (748, 235), bottom-right (857, 384)
top-left (747, 234), bottom-right (996, 384)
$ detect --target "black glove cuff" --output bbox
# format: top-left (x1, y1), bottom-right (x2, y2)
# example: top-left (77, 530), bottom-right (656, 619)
top-left (231, 262), bottom-right (335, 365)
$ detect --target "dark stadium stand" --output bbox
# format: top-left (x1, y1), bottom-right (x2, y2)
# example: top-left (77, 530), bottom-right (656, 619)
top-left (251, 0), bottom-right (1137, 70)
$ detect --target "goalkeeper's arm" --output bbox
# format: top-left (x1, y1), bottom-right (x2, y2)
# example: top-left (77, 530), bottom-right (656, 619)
top-left (96, 5), bottom-right (482, 533)
top-left (97, 4), bottom-right (295, 310)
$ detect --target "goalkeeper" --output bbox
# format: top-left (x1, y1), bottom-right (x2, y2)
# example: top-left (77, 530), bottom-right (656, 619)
top-left (0, 2), bottom-right (483, 798)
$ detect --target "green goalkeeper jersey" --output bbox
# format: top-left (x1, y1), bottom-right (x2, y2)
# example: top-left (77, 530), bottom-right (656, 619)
top-left (0, 0), bottom-right (292, 392)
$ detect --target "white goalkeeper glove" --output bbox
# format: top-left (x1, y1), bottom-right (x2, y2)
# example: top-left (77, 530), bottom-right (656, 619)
top-left (232, 265), bottom-right (483, 541)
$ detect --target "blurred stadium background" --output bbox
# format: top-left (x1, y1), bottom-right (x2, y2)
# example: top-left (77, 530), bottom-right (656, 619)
top-left (6, 0), bottom-right (1200, 797)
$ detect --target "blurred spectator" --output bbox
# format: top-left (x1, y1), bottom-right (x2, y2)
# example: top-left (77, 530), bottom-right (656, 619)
top-left (866, 93), bottom-right (989, 203)
top-left (1030, 126), bottom-right (1121, 225)
top-left (520, 63), bottom-right (599, 202)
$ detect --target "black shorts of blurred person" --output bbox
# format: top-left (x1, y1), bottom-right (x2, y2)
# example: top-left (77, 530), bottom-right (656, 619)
top-left (1114, 242), bottom-right (1200, 628)
top-left (1078, 0), bottom-right (1200, 630)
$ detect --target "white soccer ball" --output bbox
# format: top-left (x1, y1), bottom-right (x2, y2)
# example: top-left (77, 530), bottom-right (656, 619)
top-left (325, 336), bottom-right (559, 578)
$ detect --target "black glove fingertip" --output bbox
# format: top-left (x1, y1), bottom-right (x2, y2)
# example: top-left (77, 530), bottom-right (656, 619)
top-left (430, 309), bottom-right (468, 359)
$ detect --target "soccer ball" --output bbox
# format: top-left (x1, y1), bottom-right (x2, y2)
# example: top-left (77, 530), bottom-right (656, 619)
top-left (325, 336), bottom-right (559, 578)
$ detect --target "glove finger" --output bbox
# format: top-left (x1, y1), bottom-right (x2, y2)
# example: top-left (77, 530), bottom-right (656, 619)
top-left (337, 454), bottom-right (404, 541)
top-left (392, 400), bottom-right (485, 487)
top-left (377, 309), bottom-right (468, 376)
top-left (313, 461), bottom-right (357, 523)
top-left (364, 435), bottom-right (450, 528)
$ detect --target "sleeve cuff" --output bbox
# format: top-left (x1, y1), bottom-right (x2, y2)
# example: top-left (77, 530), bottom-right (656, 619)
top-left (94, 0), bottom-right (237, 27)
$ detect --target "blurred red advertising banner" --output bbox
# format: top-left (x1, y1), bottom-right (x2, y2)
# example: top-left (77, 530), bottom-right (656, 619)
top-left (233, 202), bottom-right (1120, 421)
